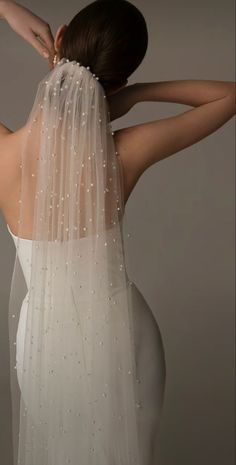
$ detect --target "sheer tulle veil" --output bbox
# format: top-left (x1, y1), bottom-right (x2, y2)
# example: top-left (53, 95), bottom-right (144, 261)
top-left (8, 57), bottom-right (143, 464)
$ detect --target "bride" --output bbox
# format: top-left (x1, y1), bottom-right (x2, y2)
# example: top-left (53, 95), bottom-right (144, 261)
top-left (0, 1), bottom-right (235, 465)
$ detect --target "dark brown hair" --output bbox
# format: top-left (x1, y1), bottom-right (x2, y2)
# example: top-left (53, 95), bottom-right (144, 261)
top-left (59, 0), bottom-right (148, 92)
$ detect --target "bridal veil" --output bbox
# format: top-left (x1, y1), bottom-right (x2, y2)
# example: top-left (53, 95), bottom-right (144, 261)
top-left (8, 57), bottom-right (142, 465)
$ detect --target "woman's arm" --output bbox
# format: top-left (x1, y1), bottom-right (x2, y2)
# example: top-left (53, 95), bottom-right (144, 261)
top-left (107, 79), bottom-right (235, 122)
top-left (0, 0), bottom-right (55, 135)
top-left (0, 0), bottom-right (55, 61)
top-left (132, 79), bottom-right (235, 108)
top-left (114, 81), bottom-right (235, 179)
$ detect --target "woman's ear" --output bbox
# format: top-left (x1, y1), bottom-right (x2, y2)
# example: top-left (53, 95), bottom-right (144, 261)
top-left (54, 24), bottom-right (68, 53)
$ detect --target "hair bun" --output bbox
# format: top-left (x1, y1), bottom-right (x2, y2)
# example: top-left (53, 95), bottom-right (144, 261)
top-left (59, 0), bottom-right (148, 93)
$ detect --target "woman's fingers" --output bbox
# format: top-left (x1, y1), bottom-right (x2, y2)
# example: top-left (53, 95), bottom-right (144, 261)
top-left (29, 25), bottom-right (56, 69)
top-left (35, 23), bottom-right (56, 59)
top-left (28, 29), bottom-right (51, 58)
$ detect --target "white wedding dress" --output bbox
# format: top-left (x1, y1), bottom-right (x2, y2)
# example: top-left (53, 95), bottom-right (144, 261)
top-left (7, 57), bottom-right (167, 465)
top-left (7, 221), bottom-right (166, 464)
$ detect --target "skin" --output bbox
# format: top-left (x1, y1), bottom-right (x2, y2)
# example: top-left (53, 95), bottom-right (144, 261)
top-left (0, 1), bottom-right (235, 236)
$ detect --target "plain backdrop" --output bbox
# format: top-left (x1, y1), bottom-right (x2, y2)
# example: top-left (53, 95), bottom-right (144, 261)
top-left (0, 1), bottom-right (235, 464)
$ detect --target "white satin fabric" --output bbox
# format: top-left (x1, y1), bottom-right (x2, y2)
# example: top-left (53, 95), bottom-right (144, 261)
top-left (7, 221), bottom-right (166, 464)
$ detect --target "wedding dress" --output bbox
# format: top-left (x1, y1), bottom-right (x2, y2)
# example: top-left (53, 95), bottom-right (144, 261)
top-left (7, 57), bottom-right (166, 465)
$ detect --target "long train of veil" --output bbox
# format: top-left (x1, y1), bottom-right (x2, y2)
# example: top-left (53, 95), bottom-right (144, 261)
top-left (8, 57), bottom-right (142, 464)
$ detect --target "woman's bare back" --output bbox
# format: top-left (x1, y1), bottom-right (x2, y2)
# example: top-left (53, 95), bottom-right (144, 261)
top-left (0, 123), bottom-right (141, 235)
top-left (0, 79), bottom-right (235, 235)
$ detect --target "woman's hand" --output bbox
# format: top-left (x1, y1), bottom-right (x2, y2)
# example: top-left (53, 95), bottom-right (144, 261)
top-left (0, 0), bottom-right (55, 69)
top-left (107, 84), bottom-right (139, 122)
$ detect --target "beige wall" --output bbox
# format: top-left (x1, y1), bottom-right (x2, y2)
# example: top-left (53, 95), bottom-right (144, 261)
top-left (0, 1), bottom-right (234, 464)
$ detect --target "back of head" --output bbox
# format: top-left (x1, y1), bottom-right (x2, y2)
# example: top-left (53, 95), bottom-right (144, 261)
top-left (59, 0), bottom-right (148, 93)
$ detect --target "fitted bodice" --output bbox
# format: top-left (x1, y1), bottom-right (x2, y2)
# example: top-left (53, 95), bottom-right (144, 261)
top-left (7, 224), bottom-right (33, 288)
top-left (7, 223), bottom-right (130, 297)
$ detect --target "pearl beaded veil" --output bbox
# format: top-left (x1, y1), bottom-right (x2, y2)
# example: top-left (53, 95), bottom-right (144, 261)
top-left (8, 57), bottom-right (142, 465)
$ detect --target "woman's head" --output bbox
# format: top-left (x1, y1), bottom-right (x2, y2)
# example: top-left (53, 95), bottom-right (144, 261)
top-left (54, 0), bottom-right (148, 95)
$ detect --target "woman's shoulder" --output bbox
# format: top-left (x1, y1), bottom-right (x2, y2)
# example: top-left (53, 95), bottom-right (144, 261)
top-left (0, 122), bottom-right (26, 148)
top-left (0, 121), bottom-right (13, 137)
top-left (0, 124), bottom-right (25, 172)
top-left (0, 124), bottom-right (25, 210)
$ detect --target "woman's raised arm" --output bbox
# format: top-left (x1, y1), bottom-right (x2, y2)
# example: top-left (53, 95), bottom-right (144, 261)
top-left (0, 0), bottom-right (55, 136)
top-left (0, 0), bottom-right (55, 64)
top-left (113, 79), bottom-right (235, 179)
top-left (131, 79), bottom-right (235, 108)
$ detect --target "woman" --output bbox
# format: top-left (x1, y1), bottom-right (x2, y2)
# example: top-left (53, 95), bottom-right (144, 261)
top-left (0, 1), bottom-right (235, 465)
